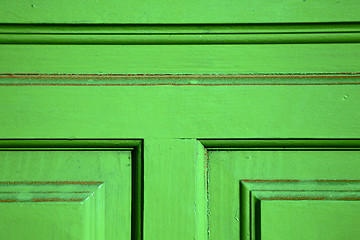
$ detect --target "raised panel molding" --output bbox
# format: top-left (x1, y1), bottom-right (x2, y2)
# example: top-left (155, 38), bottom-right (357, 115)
top-left (0, 181), bottom-right (105, 239)
top-left (241, 180), bottom-right (360, 240)
top-left (1, 23), bottom-right (360, 74)
top-left (0, 181), bottom-right (104, 202)
top-left (0, 139), bottom-right (143, 240)
top-left (196, 139), bottom-right (360, 240)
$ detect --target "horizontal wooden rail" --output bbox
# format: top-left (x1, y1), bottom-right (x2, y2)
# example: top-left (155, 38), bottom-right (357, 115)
top-left (1, 33), bottom-right (360, 44)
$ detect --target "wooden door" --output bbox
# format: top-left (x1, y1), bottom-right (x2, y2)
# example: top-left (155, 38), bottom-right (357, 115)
top-left (1, 1), bottom-right (360, 239)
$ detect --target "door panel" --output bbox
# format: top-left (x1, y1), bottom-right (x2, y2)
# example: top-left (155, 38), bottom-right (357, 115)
top-left (0, 185), bottom-right (103, 240)
top-left (0, 148), bottom-right (132, 240)
top-left (261, 200), bottom-right (360, 240)
top-left (208, 148), bottom-right (360, 240)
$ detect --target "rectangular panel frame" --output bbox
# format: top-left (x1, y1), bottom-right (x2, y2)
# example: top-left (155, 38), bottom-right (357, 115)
top-left (197, 139), bottom-right (360, 240)
top-left (0, 139), bottom-right (143, 240)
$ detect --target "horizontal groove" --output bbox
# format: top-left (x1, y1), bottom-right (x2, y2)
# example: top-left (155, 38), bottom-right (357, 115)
top-left (0, 139), bottom-right (142, 149)
top-left (1, 33), bottom-right (360, 44)
top-left (0, 148), bottom-right (133, 151)
top-left (0, 23), bottom-right (359, 44)
top-left (207, 147), bottom-right (360, 152)
top-left (261, 197), bottom-right (360, 200)
top-left (201, 139), bottom-right (360, 149)
top-left (1, 23), bottom-right (360, 34)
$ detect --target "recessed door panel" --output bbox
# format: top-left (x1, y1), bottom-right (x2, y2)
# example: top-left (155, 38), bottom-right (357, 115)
top-left (261, 200), bottom-right (360, 240)
top-left (208, 150), bottom-right (360, 240)
top-left (0, 149), bottom-right (132, 240)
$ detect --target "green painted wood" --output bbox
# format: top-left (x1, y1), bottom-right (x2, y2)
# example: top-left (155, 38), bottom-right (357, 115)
top-left (208, 149), bottom-right (360, 240)
top-left (3, 32), bottom-right (360, 44)
top-left (144, 139), bottom-right (198, 239)
top-left (1, 0), bottom-right (360, 23)
top-left (0, 7), bottom-right (360, 238)
top-left (1, 44), bottom-right (360, 74)
top-left (201, 139), bottom-right (360, 149)
top-left (0, 83), bottom-right (359, 240)
top-left (3, 73), bottom-right (360, 86)
top-left (0, 182), bottom-right (103, 202)
top-left (1, 23), bottom-right (360, 45)
top-left (0, 202), bottom-right (90, 239)
top-left (261, 201), bottom-right (360, 240)
top-left (0, 139), bottom-right (141, 149)
top-left (196, 141), bottom-right (208, 240)
top-left (0, 84), bottom-right (359, 139)
top-left (2, 23), bottom-right (360, 34)
top-left (0, 146), bottom-right (132, 239)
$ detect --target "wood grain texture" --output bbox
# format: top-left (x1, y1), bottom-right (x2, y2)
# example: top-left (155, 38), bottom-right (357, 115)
top-left (1, 23), bottom-right (360, 45)
top-left (0, 0), bottom-right (360, 23)
top-left (0, 84), bottom-right (359, 139)
top-left (143, 139), bottom-right (198, 239)
top-left (1, 44), bottom-right (360, 74)
top-left (208, 148), bottom-right (360, 240)
top-left (2, 23), bottom-right (360, 34)
top-left (0, 141), bottom-right (140, 240)
top-left (261, 200), bottom-right (360, 240)
top-left (1, 2), bottom-right (360, 238)
top-left (0, 181), bottom-right (103, 202)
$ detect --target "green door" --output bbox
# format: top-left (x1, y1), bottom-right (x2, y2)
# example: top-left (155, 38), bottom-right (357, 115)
top-left (1, 1), bottom-right (360, 239)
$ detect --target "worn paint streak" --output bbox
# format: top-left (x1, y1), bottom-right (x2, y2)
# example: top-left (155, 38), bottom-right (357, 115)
top-left (242, 179), bottom-right (300, 182)
top-left (2, 76), bottom-right (360, 79)
top-left (1, 73), bottom-right (360, 86)
top-left (32, 198), bottom-right (84, 202)
top-left (1, 73), bottom-right (360, 77)
top-left (0, 181), bottom-right (103, 184)
top-left (2, 83), bottom-right (359, 86)
top-left (0, 191), bottom-right (91, 193)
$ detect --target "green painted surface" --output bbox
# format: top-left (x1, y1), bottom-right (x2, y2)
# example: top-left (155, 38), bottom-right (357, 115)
top-left (2, 23), bottom-right (360, 34)
top-left (261, 200), bottom-right (360, 240)
top-left (1, 2), bottom-right (360, 237)
top-left (208, 150), bottom-right (360, 240)
top-left (0, 85), bottom-right (359, 139)
top-left (0, 73), bottom-right (359, 240)
top-left (143, 139), bottom-right (198, 239)
top-left (0, 202), bottom-right (88, 239)
top-left (1, 44), bottom-right (360, 74)
top-left (1, 0), bottom-right (360, 23)
top-left (0, 149), bottom-right (131, 240)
